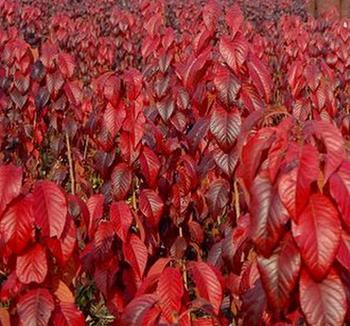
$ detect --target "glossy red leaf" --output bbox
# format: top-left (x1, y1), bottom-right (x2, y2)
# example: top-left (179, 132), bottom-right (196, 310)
top-left (189, 262), bottom-right (223, 315)
top-left (210, 105), bottom-right (241, 152)
top-left (300, 268), bottom-right (346, 326)
top-left (121, 294), bottom-right (158, 326)
top-left (17, 288), bottom-right (54, 326)
top-left (139, 189), bottom-right (164, 228)
top-left (139, 146), bottom-right (160, 189)
top-left (219, 35), bottom-right (248, 74)
top-left (0, 164), bottom-right (22, 217)
top-left (52, 303), bottom-right (85, 326)
top-left (257, 234), bottom-right (301, 312)
top-left (292, 193), bottom-right (341, 280)
top-left (247, 53), bottom-right (272, 103)
top-left (33, 181), bottom-right (67, 238)
top-left (329, 160), bottom-right (350, 226)
top-left (250, 173), bottom-right (289, 256)
top-left (87, 194), bottom-right (104, 237)
top-left (110, 201), bottom-right (133, 242)
top-left (0, 195), bottom-right (33, 253)
top-left (111, 163), bottom-right (132, 200)
top-left (16, 244), bottom-right (47, 284)
top-left (157, 267), bottom-right (184, 323)
top-left (123, 234), bottom-right (148, 280)
top-left (206, 179), bottom-right (230, 217)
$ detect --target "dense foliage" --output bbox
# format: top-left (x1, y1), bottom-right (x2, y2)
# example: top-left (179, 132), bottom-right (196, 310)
top-left (1, 0), bottom-right (350, 325)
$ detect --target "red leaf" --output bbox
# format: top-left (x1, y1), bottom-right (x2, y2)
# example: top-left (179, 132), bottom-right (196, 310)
top-left (210, 105), bottom-right (241, 152)
top-left (213, 66), bottom-right (241, 107)
top-left (202, 0), bottom-right (220, 32)
top-left (0, 195), bottom-right (33, 253)
top-left (300, 268), bottom-right (346, 326)
top-left (139, 147), bottom-right (160, 189)
top-left (123, 235), bottom-right (148, 280)
top-left (121, 294), bottom-right (158, 326)
top-left (225, 4), bottom-right (243, 38)
top-left (247, 53), bottom-right (272, 103)
top-left (0, 164), bottom-right (22, 217)
top-left (189, 262), bottom-right (223, 315)
top-left (16, 244), bottom-right (47, 284)
top-left (110, 201), bottom-right (133, 242)
top-left (52, 303), bottom-right (85, 326)
top-left (337, 231), bottom-right (350, 273)
top-left (33, 181), bottom-right (68, 238)
top-left (250, 172), bottom-right (289, 256)
top-left (57, 53), bottom-right (75, 79)
top-left (278, 144), bottom-right (319, 220)
top-left (111, 163), bottom-right (132, 200)
top-left (304, 120), bottom-right (345, 182)
top-left (17, 288), bottom-right (54, 326)
top-left (103, 103), bottom-right (126, 138)
top-left (157, 267), bottom-right (183, 322)
top-left (206, 179), bottom-right (230, 218)
top-left (87, 194), bottom-right (104, 237)
top-left (212, 147), bottom-right (238, 177)
top-left (257, 234), bottom-right (300, 312)
top-left (292, 193), bottom-right (341, 280)
top-left (219, 35), bottom-right (248, 74)
top-left (139, 189), bottom-right (164, 228)
top-left (329, 160), bottom-right (350, 227)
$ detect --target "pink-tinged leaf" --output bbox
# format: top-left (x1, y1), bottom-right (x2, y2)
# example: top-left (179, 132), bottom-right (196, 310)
top-left (0, 164), bottom-right (22, 217)
top-left (57, 53), bottom-right (75, 79)
top-left (300, 268), bottom-right (346, 326)
top-left (123, 235), bottom-right (148, 280)
top-left (219, 35), bottom-right (248, 74)
top-left (210, 105), bottom-right (241, 152)
top-left (121, 294), bottom-right (158, 326)
top-left (202, 0), bottom-right (220, 32)
top-left (206, 179), bottom-right (230, 217)
top-left (17, 288), bottom-right (54, 326)
top-left (87, 194), bottom-right (104, 237)
top-left (33, 181), bottom-right (67, 238)
top-left (189, 262), bottom-right (223, 315)
top-left (64, 81), bottom-right (82, 106)
top-left (257, 234), bottom-right (301, 312)
top-left (304, 120), bottom-right (345, 182)
top-left (139, 189), bottom-right (164, 228)
top-left (336, 231), bottom-right (350, 273)
top-left (147, 258), bottom-right (171, 278)
top-left (139, 147), bottom-right (160, 189)
top-left (111, 163), bottom-right (132, 200)
top-left (16, 244), bottom-right (47, 284)
top-left (52, 303), bottom-right (85, 326)
top-left (212, 147), bottom-right (238, 177)
top-left (225, 5), bottom-right (243, 37)
top-left (110, 201), bottom-right (133, 242)
top-left (157, 267), bottom-right (184, 323)
top-left (247, 53), bottom-right (272, 103)
top-left (103, 103), bottom-right (126, 138)
top-left (330, 160), bottom-right (350, 226)
top-left (0, 195), bottom-right (33, 253)
top-left (292, 193), bottom-right (341, 280)
top-left (213, 66), bottom-right (241, 107)
top-left (250, 173), bottom-right (289, 256)
top-left (278, 144), bottom-right (319, 220)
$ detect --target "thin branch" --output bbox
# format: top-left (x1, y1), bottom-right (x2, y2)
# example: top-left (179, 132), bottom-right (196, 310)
top-left (65, 132), bottom-right (75, 195)
top-left (83, 135), bottom-right (89, 160)
top-left (234, 179), bottom-right (240, 219)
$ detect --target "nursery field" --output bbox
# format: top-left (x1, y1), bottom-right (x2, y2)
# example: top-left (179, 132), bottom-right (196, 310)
top-left (1, 0), bottom-right (350, 325)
